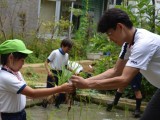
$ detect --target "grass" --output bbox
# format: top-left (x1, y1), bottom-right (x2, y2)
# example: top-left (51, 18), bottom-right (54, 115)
top-left (21, 66), bottom-right (47, 87)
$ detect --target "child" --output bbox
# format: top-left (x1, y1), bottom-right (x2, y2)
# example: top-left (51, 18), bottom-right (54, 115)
top-left (44, 38), bottom-right (73, 108)
top-left (0, 39), bottom-right (74, 120)
top-left (107, 72), bottom-right (143, 118)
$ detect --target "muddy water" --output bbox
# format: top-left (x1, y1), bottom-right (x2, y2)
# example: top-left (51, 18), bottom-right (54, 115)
top-left (26, 102), bottom-right (139, 120)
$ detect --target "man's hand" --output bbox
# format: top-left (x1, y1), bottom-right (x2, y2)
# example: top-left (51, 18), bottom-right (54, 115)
top-left (70, 75), bottom-right (89, 89)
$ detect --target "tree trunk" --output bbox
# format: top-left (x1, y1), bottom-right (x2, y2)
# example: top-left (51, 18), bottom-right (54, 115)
top-left (151, 0), bottom-right (155, 33)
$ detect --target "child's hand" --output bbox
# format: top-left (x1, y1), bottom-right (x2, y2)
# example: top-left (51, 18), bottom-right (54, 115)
top-left (61, 83), bottom-right (75, 93)
top-left (48, 71), bottom-right (53, 76)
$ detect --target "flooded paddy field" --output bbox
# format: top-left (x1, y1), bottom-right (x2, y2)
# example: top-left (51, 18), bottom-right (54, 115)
top-left (26, 102), bottom-right (139, 120)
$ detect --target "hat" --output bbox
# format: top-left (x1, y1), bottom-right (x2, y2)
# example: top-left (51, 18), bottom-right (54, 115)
top-left (0, 39), bottom-right (33, 54)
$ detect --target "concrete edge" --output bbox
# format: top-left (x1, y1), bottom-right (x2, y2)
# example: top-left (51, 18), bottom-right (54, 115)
top-left (75, 92), bottom-right (147, 112)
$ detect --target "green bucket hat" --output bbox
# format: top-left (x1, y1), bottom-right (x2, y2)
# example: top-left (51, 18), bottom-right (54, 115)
top-left (0, 39), bottom-right (33, 54)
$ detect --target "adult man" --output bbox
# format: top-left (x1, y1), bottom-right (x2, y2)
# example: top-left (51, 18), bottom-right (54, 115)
top-left (71, 8), bottom-right (160, 120)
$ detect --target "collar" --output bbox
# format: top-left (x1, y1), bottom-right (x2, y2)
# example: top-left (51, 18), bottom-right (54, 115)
top-left (129, 29), bottom-right (137, 47)
top-left (1, 66), bottom-right (22, 81)
top-left (1, 67), bottom-right (13, 74)
top-left (58, 48), bottom-right (65, 55)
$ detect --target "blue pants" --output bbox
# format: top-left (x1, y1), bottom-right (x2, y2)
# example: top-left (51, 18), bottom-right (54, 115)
top-left (130, 73), bottom-right (142, 91)
top-left (46, 70), bottom-right (62, 88)
top-left (46, 70), bottom-right (65, 107)
top-left (1, 109), bottom-right (26, 120)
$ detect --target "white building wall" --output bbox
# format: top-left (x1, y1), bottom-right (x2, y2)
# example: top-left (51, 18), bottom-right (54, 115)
top-left (0, 0), bottom-right (39, 38)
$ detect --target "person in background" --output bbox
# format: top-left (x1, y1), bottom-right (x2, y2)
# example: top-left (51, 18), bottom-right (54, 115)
top-left (104, 48), bottom-right (142, 117)
top-left (107, 72), bottom-right (143, 118)
top-left (71, 8), bottom-right (160, 120)
top-left (44, 38), bottom-right (73, 108)
top-left (67, 60), bottom-right (83, 75)
top-left (0, 39), bottom-right (74, 120)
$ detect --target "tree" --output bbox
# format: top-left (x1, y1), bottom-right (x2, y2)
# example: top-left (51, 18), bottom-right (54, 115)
top-left (151, 0), bottom-right (155, 32)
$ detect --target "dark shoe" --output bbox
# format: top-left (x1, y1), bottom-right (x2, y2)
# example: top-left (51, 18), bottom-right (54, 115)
top-left (133, 109), bottom-right (141, 118)
top-left (42, 99), bottom-right (48, 108)
top-left (106, 102), bottom-right (114, 111)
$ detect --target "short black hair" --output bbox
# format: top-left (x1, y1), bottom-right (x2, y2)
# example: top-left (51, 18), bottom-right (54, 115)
top-left (97, 8), bottom-right (133, 33)
top-left (0, 52), bottom-right (28, 65)
top-left (60, 38), bottom-right (73, 48)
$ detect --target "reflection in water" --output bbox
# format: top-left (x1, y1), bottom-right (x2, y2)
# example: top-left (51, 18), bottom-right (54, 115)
top-left (26, 102), bottom-right (139, 120)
